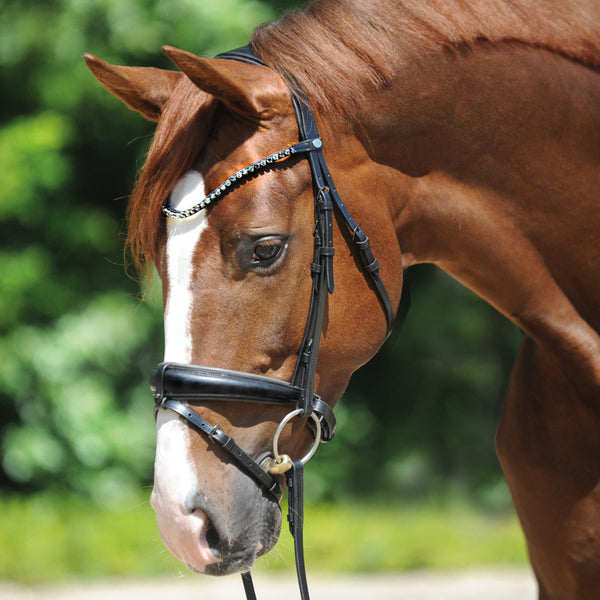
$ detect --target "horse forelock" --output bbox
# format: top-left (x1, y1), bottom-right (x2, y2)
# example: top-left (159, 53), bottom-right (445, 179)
top-left (251, 0), bottom-right (600, 117)
top-left (127, 78), bottom-right (215, 270)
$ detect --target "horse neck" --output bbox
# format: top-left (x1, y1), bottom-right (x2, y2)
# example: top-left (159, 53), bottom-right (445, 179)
top-left (334, 43), bottom-right (600, 391)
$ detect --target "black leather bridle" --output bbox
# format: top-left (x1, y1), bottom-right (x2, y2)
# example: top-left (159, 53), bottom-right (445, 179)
top-left (150, 45), bottom-right (409, 600)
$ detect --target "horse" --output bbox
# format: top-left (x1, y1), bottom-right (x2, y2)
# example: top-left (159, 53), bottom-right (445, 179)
top-left (85, 0), bottom-right (600, 598)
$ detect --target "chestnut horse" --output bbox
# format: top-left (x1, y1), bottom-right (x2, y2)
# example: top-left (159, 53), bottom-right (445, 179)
top-left (86, 0), bottom-right (600, 597)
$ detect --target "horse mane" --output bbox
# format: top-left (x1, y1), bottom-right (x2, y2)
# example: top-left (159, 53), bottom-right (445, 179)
top-left (128, 0), bottom-right (600, 268)
top-left (251, 0), bottom-right (600, 114)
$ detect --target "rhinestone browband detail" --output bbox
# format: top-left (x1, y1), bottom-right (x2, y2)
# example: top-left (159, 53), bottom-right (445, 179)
top-left (161, 138), bottom-right (323, 220)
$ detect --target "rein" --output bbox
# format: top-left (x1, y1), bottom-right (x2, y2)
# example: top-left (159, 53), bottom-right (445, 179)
top-left (151, 44), bottom-right (409, 600)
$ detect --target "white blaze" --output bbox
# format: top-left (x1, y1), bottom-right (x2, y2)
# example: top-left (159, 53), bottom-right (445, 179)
top-left (152, 171), bottom-right (210, 557)
top-left (151, 410), bottom-right (219, 571)
top-left (163, 170), bottom-right (208, 363)
top-left (152, 410), bottom-right (197, 513)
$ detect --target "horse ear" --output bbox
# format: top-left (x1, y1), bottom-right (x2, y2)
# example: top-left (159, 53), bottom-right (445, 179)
top-left (162, 46), bottom-right (286, 121)
top-left (84, 53), bottom-right (182, 121)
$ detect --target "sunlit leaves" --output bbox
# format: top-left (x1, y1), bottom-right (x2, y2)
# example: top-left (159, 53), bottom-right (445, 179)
top-left (0, 112), bottom-right (72, 220)
top-left (0, 293), bottom-right (160, 503)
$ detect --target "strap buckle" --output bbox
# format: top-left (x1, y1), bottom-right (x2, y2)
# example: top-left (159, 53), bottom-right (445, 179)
top-left (208, 424), bottom-right (224, 442)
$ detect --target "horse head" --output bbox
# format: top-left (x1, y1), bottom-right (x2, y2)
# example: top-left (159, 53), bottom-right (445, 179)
top-left (85, 46), bottom-right (404, 575)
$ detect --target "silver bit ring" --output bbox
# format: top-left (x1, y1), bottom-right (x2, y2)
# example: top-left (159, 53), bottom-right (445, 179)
top-left (272, 408), bottom-right (322, 466)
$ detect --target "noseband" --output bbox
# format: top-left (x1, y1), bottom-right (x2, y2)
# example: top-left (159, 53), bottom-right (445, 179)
top-left (150, 45), bottom-right (409, 600)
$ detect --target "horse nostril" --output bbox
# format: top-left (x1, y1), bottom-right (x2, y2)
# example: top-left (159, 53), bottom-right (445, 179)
top-left (205, 520), bottom-right (222, 559)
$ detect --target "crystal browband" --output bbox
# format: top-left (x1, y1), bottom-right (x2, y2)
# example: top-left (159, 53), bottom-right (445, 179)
top-left (162, 138), bottom-right (323, 219)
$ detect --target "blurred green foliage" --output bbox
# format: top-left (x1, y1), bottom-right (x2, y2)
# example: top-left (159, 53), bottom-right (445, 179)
top-left (0, 0), bottom-right (520, 508)
top-left (0, 492), bottom-right (526, 583)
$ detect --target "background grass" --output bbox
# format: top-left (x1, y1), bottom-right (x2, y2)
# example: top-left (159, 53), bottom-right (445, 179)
top-left (0, 492), bottom-right (527, 584)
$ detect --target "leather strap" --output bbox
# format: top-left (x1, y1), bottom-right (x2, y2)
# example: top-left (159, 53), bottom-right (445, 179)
top-left (151, 361), bottom-right (302, 406)
top-left (238, 463), bottom-right (309, 600)
top-left (151, 362), bottom-right (336, 443)
top-left (158, 398), bottom-right (280, 495)
top-left (286, 460), bottom-right (310, 600)
top-left (241, 572), bottom-right (257, 600)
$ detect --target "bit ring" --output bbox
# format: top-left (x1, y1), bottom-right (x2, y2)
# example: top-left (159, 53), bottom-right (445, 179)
top-left (272, 408), bottom-right (322, 466)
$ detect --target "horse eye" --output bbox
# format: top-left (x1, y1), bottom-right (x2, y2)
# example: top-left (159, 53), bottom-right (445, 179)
top-left (236, 235), bottom-right (289, 272)
top-left (251, 238), bottom-right (287, 266)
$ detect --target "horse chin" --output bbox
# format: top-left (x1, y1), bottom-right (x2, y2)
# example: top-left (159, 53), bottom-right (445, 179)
top-left (202, 495), bottom-right (282, 576)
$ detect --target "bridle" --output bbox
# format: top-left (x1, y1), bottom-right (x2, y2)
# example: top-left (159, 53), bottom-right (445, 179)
top-left (150, 45), bottom-right (409, 600)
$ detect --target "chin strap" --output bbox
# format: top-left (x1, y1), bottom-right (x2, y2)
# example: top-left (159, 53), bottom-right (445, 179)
top-left (240, 460), bottom-right (310, 600)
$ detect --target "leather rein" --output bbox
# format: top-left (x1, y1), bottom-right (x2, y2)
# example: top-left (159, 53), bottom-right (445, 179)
top-left (150, 45), bottom-right (409, 600)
